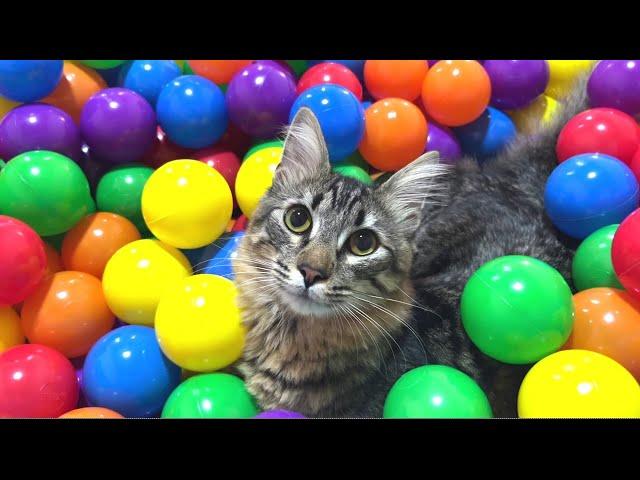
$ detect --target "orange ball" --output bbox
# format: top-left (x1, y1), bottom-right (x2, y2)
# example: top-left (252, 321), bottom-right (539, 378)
top-left (42, 61), bottom-right (107, 124)
top-left (358, 98), bottom-right (428, 172)
top-left (43, 242), bottom-right (63, 277)
top-left (364, 60), bottom-right (429, 101)
top-left (421, 60), bottom-right (491, 127)
top-left (59, 407), bottom-right (124, 418)
top-left (62, 213), bottom-right (141, 279)
top-left (20, 271), bottom-right (115, 358)
top-left (566, 288), bottom-right (640, 380)
top-left (187, 60), bottom-right (253, 85)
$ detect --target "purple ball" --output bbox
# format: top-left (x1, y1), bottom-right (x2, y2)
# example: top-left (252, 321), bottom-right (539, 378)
top-left (226, 63), bottom-right (297, 138)
top-left (253, 60), bottom-right (296, 81)
top-left (80, 88), bottom-right (157, 164)
top-left (484, 60), bottom-right (549, 110)
top-left (255, 409), bottom-right (306, 419)
top-left (588, 60), bottom-right (640, 115)
top-left (0, 103), bottom-right (82, 161)
top-left (425, 121), bottom-right (462, 164)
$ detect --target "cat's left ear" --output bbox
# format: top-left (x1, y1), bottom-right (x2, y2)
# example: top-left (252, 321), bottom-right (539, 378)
top-left (376, 151), bottom-right (450, 225)
top-left (274, 107), bottom-right (331, 186)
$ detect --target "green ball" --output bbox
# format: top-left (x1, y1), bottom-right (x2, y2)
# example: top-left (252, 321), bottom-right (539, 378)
top-left (182, 61), bottom-right (195, 75)
top-left (80, 60), bottom-right (126, 69)
top-left (332, 164), bottom-right (372, 185)
top-left (383, 365), bottom-right (493, 418)
top-left (461, 255), bottom-right (574, 364)
top-left (96, 164), bottom-right (153, 234)
top-left (572, 224), bottom-right (622, 291)
top-left (243, 140), bottom-right (284, 161)
top-left (285, 60), bottom-right (309, 77)
top-left (0, 150), bottom-right (94, 236)
top-left (161, 373), bottom-right (259, 418)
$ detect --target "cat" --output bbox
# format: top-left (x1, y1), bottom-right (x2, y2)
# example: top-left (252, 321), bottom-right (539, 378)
top-left (233, 73), bottom-right (590, 418)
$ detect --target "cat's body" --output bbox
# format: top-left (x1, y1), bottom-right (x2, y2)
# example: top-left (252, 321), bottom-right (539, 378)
top-left (234, 74), bottom-right (590, 418)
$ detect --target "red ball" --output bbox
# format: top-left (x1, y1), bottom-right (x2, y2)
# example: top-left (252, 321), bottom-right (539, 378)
top-left (630, 147), bottom-right (640, 182)
top-left (556, 108), bottom-right (640, 164)
top-left (232, 214), bottom-right (249, 232)
top-left (0, 344), bottom-right (79, 418)
top-left (612, 208), bottom-right (640, 300)
top-left (216, 123), bottom-right (253, 159)
top-left (297, 62), bottom-right (363, 100)
top-left (193, 147), bottom-right (241, 209)
top-left (0, 216), bottom-right (47, 306)
top-left (142, 127), bottom-right (194, 170)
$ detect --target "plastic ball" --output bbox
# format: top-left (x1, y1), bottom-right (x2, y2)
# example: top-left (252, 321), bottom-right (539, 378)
top-left (20, 271), bottom-right (115, 358)
top-left (42, 61), bottom-right (107, 123)
top-left (461, 255), bottom-right (574, 364)
top-left (454, 106), bottom-right (517, 159)
top-left (225, 63), bottom-right (297, 139)
top-left (0, 95), bottom-right (19, 122)
top-left (235, 144), bottom-right (282, 218)
top-left (289, 84), bottom-right (364, 162)
top-left (630, 148), bottom-right (640, 182)
top-left (364, 60), bottom-right (428, 101)
top-left (187, 60), bottom-right (252, 85)
top-left (192, 146), bottom-right (241, 208)
top-left (556, 108), bottom-right (640, 165)
top-left (161, 373), bottom-right (258, 418)
top-left (142, 159), bottom-right (233, 249)
top-left (612, 208), bottom-right (640, 300)
top-left (202, 232), bottom-right (245, 279)
top-left (43, 241), bottom-right (63, 275)
top-left (80, 60), bottom-right (125, 69)
top-left (59, 407), bottom-right (124, 418)
top-left (0, 150), bottom-right (94, 236)
top-left (308, 60), bottom-right (365, 80)
top-left (421, 60), bottom-right (491, 127)
top-left (216, 123), bottom-right (253, 158)
top-left (509, 94), bottom-right (559, 134)
top-left (80, 87), bottom-right (157, 164)
top-left (0, 104), bottom-right (82, 161)
top-left (0, 344), bottom-right (78, 418)
top-left (0, 215), bottom-right (46, 306)
top-left (588, 60), bottom-right (640, 115)
top-left (424, 121), bottom-right (461, 164)
top-left (0, 307), bottom-right (24, 353)
top-left (298, 62), bottom-right (363, 100)
top-left (358, 98), bottom-right (427, 171)
top-left (518, 349), bottom-right (640, 418)
top-left (286, 60), bottom-right (309, 78)
top-left (0, 60), bottom-right (63, 102)
top-left (96, 164), bottom-right (154, 233)
top-left (332, 164), bottom-right (372, 184)
top-left (82, 325), bottom-right (181, 418)
top-left (102, 239), bottom-right (192, 325)
top-left (255, 410), bottom-right (306, 419)
top-left (567, 288), bottom-right (640, 380)
top-left (483, 60), bottom-right (549, 110)
top-left (383, 365), bottom-right (493, 418)
top-left (141, 127), bottom-right (193, 170)
top-left (61, 212), bottom-right (141, 278)
top-left (546, 60), bottom-right (596, 99)
top-left (544, 153), bottom-right (638, 239)
top-left (572, 224), bottom-right (622, 291)
top-left (157, 75), bottom-right (227, 149)
top-left (120, 60), bottom-right (182, 106)
top-left (155, 274), bottom-right (245, 372)
top-left (232, 214), bottom-right (249, 232)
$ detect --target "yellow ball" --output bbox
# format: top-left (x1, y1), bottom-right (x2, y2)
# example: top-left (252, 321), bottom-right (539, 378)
top-left (141, 159), bottom-right (233, 249)
top-left (545, 60), bottom-right (597, 99)
top-left (235, 146), bottom-right (282, 218)
top-left (155, 274), bottom-right (245, 372)
top-left (518, 349), bottom-right (640, 418)
top-left (0, 96), bottom-right (19, 123)
top-left (102, 239), bottom-right (192, 326)
top-left (510, 95), bottom-right (560, 134)
top-left (0, 306), bottom-right (24, 353)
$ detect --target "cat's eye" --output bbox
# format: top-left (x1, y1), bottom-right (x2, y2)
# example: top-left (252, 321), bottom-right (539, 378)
top-left (284, 205), bottom-right (312, 233)
top-left (349, 230), bottom-right (378, 256)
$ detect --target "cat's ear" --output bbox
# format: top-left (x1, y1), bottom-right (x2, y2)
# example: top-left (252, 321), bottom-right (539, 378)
top-left (376, 151), bottom-right (450, 225)
top-left (274, 107), bottom-right (331, 186)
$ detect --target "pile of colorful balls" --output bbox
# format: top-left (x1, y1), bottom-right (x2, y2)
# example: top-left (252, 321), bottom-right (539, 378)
top-left (1, 59), bottom-right (640, 418)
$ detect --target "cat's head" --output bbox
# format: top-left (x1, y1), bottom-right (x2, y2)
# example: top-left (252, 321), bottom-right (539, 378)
top-left (234, 107), bottom-right (449, 321)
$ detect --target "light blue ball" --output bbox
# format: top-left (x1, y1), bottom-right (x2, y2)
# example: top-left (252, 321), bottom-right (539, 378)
top-left (120, 60), bottom-right (182, 106)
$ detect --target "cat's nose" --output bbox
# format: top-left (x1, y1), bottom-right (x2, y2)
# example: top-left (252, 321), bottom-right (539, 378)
top-left (298, 264), bottom-right (327, 289)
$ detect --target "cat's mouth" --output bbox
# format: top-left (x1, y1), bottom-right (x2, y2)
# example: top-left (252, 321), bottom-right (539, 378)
top-left (278, 285), bottom-right (335, 318)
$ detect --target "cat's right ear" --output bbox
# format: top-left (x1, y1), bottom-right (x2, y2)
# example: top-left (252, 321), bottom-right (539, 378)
top-left (274, 107), bottom-right (331, 186)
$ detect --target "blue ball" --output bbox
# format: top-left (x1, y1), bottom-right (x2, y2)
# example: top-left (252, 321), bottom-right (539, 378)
top-left (308, 60), bottom-right (365, 80)
top-left (290, 84), bottom-right (365, 162)
top-left (545, 153), bottom-right (639, 239)
top-left (120, 60), bottom-right (182, 106)
top-left (454, 107), bottom-right (517, 159)
top-left (362, 100), bottom-right (372, 110)
top-left (82, 325), bottom-right (181, 418)
top-left (156, 75), bottom-right (228, 149)
top-left (0, 60), bottom-right (63, 102)
top-left (203, 231), bottom-right (245, 280)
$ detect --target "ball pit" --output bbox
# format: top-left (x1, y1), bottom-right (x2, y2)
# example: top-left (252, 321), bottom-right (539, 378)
top-left (572, 224), bottom-right (622, 291)
top-left (588, 60), bottom-right (640, 115)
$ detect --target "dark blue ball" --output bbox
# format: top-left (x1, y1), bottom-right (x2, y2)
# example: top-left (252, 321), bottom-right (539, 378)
top-left (0, 60), bottom-right (63, 102)
top-left (454, 106), bottom-right (517, 159)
